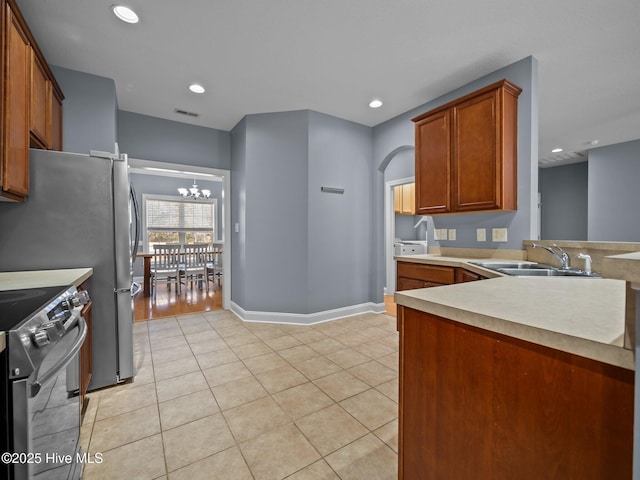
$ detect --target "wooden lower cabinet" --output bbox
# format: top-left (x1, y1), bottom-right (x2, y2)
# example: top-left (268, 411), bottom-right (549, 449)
top-left (398, 306), bottom-right (634, 480)
top-left (396, 262), bottom-right (485, 291)
top-left (455, 267), bottom-right (483, 283)
top-left (397, 262), bottom-right (455, 289)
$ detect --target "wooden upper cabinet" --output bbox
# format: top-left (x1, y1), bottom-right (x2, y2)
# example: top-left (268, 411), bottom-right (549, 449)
top-left (414, 109), bottom-right (451, 214)
top-left (394, 183), bottom-right (416, 215)
top-left (2, 2), bottom-right (31, 200)
top-left (30, 48), bottom-right (49, 149)
top-left (401, 183), bottom-right (415, 215)
top-left (50, 89), bottom-right (63, 151)
top-left (413, 79), bottom-right (521, 215)
top-left (1, 0), bottom-right (64, 201)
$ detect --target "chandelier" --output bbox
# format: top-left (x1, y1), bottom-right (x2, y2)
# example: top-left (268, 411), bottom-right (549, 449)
top-left (177, 179), bottom-right (211, 199)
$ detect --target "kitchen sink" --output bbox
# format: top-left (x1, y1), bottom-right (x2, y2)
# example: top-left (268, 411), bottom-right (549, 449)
top-left (469, 261), bottom-right (554, 270)
top-left (498, 268), bottom-right (600, 277)
top-left (470, 261), bottom-right (601, 278)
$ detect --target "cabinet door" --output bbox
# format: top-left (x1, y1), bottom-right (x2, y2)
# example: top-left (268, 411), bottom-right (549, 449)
top-left (394, 185), bottom-right (402, 214)
top-left (455, 268), bottom-right (484, 283)
top-left (401, 183), bottom-right (415, 215)
top-left (2, 4), bottom-right (30, 198)
top-left (30, 48), bottom-right (49, 148)
top-left (397, 277), bottom-right (426, 291)
top-left (415, 109), bottom-right (450, 214)
top-left (50, 89), bottom-right (63, 151)
top-left (452, 89), bottom-right (500, 212)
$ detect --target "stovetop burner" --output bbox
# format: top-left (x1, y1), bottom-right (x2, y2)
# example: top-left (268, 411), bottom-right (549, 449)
top-left (0, 286), bottom-right (69, 332)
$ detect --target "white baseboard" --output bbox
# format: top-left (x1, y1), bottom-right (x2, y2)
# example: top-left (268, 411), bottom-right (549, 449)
top-left (229, 301), bottom-right (387, 326)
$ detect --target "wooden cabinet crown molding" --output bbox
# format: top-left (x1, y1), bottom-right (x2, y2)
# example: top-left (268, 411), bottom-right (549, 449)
top-left (411, 79), bottom-right (522, 124)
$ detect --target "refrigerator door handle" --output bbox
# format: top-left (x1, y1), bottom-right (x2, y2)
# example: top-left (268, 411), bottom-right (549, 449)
top-left (114, 287), bottom-right (132, 294)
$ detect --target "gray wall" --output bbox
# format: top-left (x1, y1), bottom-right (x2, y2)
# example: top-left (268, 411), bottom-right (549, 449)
top-left (539, 162), bottom-right (588, 240)
top-left (232, 111), bottom-right (310, 313)
top-left (231, 110), bottom-right (374, 315)
top-left (51, 66), bottom-right (118, 153)
top-left (371, 56), bottom-right (539, 302)
top-left (118, 111), bottom-right (230, 170)
top-left (307, 111), bottom-right (372, 313)
top-left (588, 139), bottom-right (640, 241)
top-left (230, 118), bottom-right (247, 308)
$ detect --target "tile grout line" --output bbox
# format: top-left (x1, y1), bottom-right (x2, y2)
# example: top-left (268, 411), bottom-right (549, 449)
top-left (86, 310), bottom-right (398, 479)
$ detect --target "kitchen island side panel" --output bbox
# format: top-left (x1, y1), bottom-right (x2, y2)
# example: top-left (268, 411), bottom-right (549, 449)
top-left (398, 306), bottom-right (634, 480)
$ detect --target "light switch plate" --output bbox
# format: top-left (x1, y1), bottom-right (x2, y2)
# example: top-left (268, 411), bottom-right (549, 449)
top-left (448, 229), bottom-right (456, 241)
top-left (477, 228), bottom-right (486, 242)
top-left (492, 228), bottom-right (508, 242)
top-left (434, 228), bottom-right (449, 241)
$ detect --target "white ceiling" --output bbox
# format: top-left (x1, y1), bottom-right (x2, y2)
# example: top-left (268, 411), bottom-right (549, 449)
top-left (16, 0), bottom-right (640, 166)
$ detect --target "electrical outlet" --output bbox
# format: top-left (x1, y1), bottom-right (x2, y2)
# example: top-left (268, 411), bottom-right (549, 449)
top-left (434, 229), bottom-right (444, 240)
top-left (492, 228), bottom-right (508, 242)
top-left (476, 228), bottom-right (486, 242)
top-left (448, 229), bottom-right (456, 241)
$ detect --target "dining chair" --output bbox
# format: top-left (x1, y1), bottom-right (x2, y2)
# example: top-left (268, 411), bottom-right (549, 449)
top-left (150, 244), bottom-right (182, 297)
top-left (180, 243), bottom-right (209, 292)
top-left (205, 247), bottom-right (223, 289)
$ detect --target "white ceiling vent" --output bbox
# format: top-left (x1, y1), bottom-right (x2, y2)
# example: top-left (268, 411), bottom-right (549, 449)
top-left (539, 150), bottom-right (586, 168)
top-left (174, 108), bottom-right (199, 118)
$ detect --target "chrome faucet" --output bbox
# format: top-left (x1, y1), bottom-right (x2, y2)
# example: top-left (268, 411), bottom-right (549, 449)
top-left (531, 243), bottom-right (570, 269)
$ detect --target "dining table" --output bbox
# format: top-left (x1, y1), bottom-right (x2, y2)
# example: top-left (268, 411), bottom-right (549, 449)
top-left (136, 244), bottom-right (223, 297)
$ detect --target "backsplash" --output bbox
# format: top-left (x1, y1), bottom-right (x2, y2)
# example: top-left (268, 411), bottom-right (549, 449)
top-left (523, 241), bottom-right (640, 275)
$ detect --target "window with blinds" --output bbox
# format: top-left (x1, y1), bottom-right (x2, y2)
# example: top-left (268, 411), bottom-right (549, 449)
top-left (144, 195), bottom-right (215, 249)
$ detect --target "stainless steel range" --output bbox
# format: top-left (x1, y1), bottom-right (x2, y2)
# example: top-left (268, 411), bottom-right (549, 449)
top-left (0, 285), bottom-right (89, 480)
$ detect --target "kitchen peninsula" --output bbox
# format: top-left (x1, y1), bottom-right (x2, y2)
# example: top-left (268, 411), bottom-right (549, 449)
top-left (394, 252), bottom-right (634, 479)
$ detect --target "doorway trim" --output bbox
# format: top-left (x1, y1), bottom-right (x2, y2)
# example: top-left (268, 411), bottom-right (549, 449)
top-left (128, 158), bottom-right (231, 310)
top-left (385, 176), bottom-right (415, 295)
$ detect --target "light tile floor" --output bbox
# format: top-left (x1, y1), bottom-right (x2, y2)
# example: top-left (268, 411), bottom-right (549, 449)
top-left (80, 310), bottom-right (399, 479)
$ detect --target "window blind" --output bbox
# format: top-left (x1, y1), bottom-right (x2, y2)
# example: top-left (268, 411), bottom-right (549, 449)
top-left (146, 198), bottom-right (213, 231)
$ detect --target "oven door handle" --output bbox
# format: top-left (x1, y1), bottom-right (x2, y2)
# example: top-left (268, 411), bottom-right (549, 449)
top-left (30, 316), bottom-right (87, 398)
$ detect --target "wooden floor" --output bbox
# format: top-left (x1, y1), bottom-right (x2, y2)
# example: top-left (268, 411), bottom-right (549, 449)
top-left (135, 284), bottom-right (395, 322)
top-left (134, 281), bottom-right (223, 321)
top-left (384, 295), bottom-right (396, 317)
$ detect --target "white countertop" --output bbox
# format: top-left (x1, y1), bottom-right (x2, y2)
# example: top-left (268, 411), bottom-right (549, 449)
top-left (0, 268), bottom-right (93, 291)
top-left (394, 255), bottom-right (633, 370)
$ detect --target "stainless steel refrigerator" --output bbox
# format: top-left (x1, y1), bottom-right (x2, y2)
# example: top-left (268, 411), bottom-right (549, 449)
top-left (0, 149), bottom-right (140, 390)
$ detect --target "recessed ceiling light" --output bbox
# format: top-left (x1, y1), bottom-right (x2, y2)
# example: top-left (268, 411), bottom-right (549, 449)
top-left (369, 99), bottom-right (383, 108)
top-left (112, 5), bottom-right (139, 24)
top-left (189, 83), bottom-right (205, 94)
top-left (590, 140), bottom-right (600, 146)
top-left (551, 148), bottom-right (563, 153)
